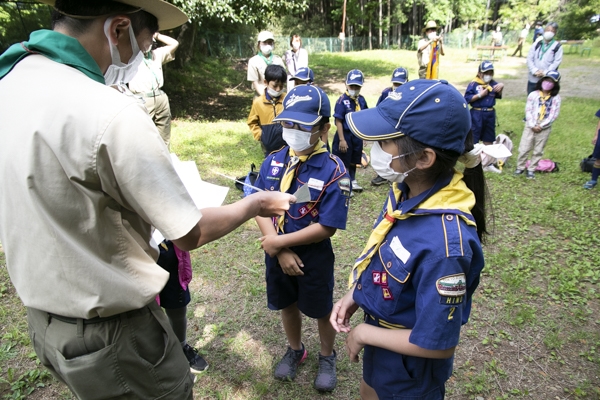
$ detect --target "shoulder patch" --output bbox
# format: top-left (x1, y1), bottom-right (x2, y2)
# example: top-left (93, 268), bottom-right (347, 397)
top-left (436, 274), bottom-right (466, 297)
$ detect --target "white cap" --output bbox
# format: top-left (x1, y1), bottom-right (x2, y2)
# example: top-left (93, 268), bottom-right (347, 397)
top-left (257, 31), bottom-right (275, 42)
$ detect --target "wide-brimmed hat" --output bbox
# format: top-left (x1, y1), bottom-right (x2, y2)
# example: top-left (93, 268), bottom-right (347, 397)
top-left (41, 0), bottom-right (188, 30)
top-left (345, 79), bottom-right (471, 155)
top-left (257, 31), bottom-right (275, 42)
top-left (423, 20), bottom-right (438, 32)
top-left (346, 69), bottom-right (364, 86)
top-left (289, 67), bottom-right (314, 82)
top-left (274, 85), bottom-right (331, 125)
top-left (542, 70), bottom-right (561, 82)
top-left (479, 61), bottom-right (494, 72)
top-left (391, 67), bottom-right (408, 84)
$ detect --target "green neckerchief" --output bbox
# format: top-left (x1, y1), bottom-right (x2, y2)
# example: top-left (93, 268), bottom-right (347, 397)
top-left (538, 39), bottom-right (555, 60)
top-left (0, 30), bottom-right (104, 83)
top-left (258, 51), bottom-right (274, 65)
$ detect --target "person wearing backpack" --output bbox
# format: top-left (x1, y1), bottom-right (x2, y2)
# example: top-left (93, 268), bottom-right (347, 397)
top-left (526, 22), bottom-right (562, 94)
top-left (514, 71), bottom-right (561, 179)
top-left (583, 109), bottom-right (600, 189)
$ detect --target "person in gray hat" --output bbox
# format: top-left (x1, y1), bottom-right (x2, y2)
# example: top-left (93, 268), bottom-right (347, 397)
top-left (331, 79), bottom-right (488, 400)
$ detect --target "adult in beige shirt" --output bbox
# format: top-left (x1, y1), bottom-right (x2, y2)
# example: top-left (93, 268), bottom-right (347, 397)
top-left (0, 1), bottom-right (292, 398)
top-left (247, 30), bottom-right (285, 96)
top-left (129, 32), bottom-right (178, 147)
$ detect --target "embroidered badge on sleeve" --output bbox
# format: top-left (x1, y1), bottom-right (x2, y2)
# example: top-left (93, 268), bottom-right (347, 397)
top-left (436, 274), bottom-right (467, 297)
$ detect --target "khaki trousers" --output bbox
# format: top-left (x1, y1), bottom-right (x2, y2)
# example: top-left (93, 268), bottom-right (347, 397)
top-left (27, 302), bottom-right (194, 400)
top-left (516, 125), bottom-right (552, 171)
top-left (144, 92), bottom-right (172, 148)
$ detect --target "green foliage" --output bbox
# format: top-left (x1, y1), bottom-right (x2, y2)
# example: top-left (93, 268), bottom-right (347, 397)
top-left (559, 0), bottom-right (600, 40)
top-left (0, 3), bottom-right (51, 52)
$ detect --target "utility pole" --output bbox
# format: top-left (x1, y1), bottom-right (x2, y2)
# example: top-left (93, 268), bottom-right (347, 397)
top-left (340, 0), bottom-right (347, 52)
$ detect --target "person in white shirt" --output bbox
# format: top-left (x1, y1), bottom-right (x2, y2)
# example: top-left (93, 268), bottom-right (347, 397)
top-left (284, 34), bottom-right (309, 92)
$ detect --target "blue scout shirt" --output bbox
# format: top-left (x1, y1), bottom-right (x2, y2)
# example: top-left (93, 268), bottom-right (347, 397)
top-left (376, 87), bottom-right (394, 106)
top-left (353, 171), bottom-right (484, 352)
top-left (464, 79), bottom-right (502, 109)
top-left (334, 93), bottom-right (369, 133)
top-left (254, 145), bottom-right (350, 233)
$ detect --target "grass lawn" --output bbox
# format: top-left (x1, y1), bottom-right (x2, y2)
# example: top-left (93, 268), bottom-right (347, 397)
top-left (1, 44), bottom-right (600, 399)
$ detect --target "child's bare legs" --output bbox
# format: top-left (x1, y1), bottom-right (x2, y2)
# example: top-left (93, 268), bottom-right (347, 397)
top-left (317, 312), bottom-right (336, 356)
top-left (360, 378), bottom-right (379, 399)
top-left (281, 302), bottom-right (303, 350)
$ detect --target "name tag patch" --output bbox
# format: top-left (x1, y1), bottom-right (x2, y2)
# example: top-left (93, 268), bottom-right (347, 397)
top-left (436, 274), bottom-right (467, 297)
top-left (390, 236), bottom-right (410, 264)
top-left (308, 178), bottom-right (324, 191)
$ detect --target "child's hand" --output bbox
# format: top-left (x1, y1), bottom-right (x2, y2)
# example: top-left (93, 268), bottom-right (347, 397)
top-left (533, 125), bottom-right (542, 133)
top-left (479, 89), bottom-right (489, 97)
top-left (346, 324), bottom-right (366, 362)
top-left (259, 234), bottom-right (282, 257)
top-left (276, 249), bottom-right (304, 276)
top-left (338, 139), bottom-right (349, 153)
top-left (493, 83), bottom-right (504, 92)
top-left (330, 288), bottom-right (359, 333)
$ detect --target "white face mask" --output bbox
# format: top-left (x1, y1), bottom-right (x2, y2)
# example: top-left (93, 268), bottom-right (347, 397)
top-left (282, 127), bottom-right (315, 152)
top-left (370, 141), bottom-right (416, 183)
top-left (427, 32), bottom-right (437, 40)
top-left (543, 31), bottom-right (555, 41)
top-left (348, 89), bottom-right (359, 97)
top-left (103, 17), bottom-right (144, 86)
top-left (483, 75), bottom-right (493, 83)
top-left (292, 42), bottom-right (300, 50)
top-left (267, 87), bottom-right (283, 98)
top-left (260, 44), bottom-right (273, 55)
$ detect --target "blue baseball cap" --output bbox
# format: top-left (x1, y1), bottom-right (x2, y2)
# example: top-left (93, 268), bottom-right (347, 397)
top-left (345, 79), bottom-right (471, 154)
top-left (391, 67), bottom-right (408, 84)
top-left (543, 70), bottom-right (560, 82)
top-left (274, 85), bottom-right (331, 125)
top-left (346, 69), bottom-right (364, 86)
top-left (479, 61), bottom-right (494, 72)
top-left (289, 67), bottom-right (314, 82)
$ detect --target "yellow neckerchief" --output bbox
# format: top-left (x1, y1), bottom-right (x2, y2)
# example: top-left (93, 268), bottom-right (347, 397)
top-left (473, 76), bottom-right (493, 93)
top-left (538, 90), bottom-right (552, 122)
top-left (277, 140), bottom-right (328, 233)
top-left (426, 40), bottom-right (439, 79)
top-left (345, 91), bottom-right (362, 111)
top-left (349, 171), bottom-right (477, 287)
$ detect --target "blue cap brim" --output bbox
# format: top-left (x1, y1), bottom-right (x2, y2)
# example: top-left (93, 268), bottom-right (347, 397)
top-left (391, 78), bottom-right (407, 84)
top-left (345, 107), bottom-right (402, 140)
top-left (273, 111), bottom-right (323, 125)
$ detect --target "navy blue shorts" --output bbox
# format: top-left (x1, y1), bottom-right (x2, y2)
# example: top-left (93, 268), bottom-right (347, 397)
top-left (362, 316), bottom-right (452, 399)
top-left (332, 130), bottom-right (363, 167)
top-left (593, 130), bottom-right (600, 159)
top-left (265, 240), bottom-right (334, 319)
top-left (157, 241), bottom-right (191, 309)
top-left (470, 109), bottom-right (496, 143)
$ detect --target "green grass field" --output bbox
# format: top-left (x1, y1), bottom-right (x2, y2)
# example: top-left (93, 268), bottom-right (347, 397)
top-left (1, 45), bottom-right (600, 399)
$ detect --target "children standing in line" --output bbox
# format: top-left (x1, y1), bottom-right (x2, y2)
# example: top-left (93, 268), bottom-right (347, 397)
top-left (464, 61), bottom-right (504, 172)
top-left (372, 67), bottom-right (409, 186)
top-left (333, 69), bottom-right (368, 192)
top-left (330, 79), bottom-right (487, 400)
top-left (247, 64), bottom-right (288, 156)
top-left (253, 85), bottom-right (351, 392)
top-left (583, 109), bottom-right (600, 189)
top-left (514, 71), bottom-right (562, 179)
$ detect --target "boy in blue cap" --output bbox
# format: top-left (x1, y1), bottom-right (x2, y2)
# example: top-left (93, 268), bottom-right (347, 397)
top-left (333, 69), bottom-right (369, 192)
top-left (331, 79), bottom-right (488, 399)
top-left (372, 67), bottom-right (409, 186)
top-left (253, 85), bottom-right (351, 392)
top-left (289, 66), bottom-right (314, 87)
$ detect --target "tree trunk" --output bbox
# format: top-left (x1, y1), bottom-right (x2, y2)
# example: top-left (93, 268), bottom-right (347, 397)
top-left (378, 0), bottom-right (383, 47)
top-left (175, 22), bottom-right (196, 68)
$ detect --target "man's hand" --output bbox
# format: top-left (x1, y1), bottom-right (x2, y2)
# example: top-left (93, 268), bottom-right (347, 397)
top-left (252, 191), bottom-right (296, 217)
top-left (276, 249), bottom-right (304, 276)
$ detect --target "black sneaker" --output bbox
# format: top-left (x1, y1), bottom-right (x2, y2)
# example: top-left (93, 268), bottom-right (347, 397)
top-left (371, 175), bottom-right (387, 186)
top-left (274, 344), bottom-right (307, 381)
top-left (313, 350), bottom-right (337, 392)
top-left (182, 344), bottom-right (209, 374)
top-left (514, 169), bottom-right (524, 176)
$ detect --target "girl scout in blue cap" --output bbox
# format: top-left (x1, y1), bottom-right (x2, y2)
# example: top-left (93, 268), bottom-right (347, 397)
top-left (330, 79), bottom-right (488, 399)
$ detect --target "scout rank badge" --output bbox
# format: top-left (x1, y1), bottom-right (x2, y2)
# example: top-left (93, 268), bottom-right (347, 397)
top-left (338, 177), bottom-right (351, 198)
top-left (372, 271), bottom-right (392, 300)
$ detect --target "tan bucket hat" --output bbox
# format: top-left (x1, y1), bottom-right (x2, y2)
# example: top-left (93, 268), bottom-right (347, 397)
top-left (40, 0), bottom-right (188, 30)
top-left (422, 20), bottom-right (438, 32)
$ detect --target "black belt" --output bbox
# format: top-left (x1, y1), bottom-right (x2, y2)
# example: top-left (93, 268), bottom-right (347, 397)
top-left (48, 305), bottom-right (151, 325)
top-left (471, 107), bottom-right (494, 111)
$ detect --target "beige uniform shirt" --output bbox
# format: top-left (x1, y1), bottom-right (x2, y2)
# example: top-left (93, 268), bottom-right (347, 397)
top-left (128, 46), bottom-right (174, 94)
top-left (0, 55), bottom-right (202, 318)
top-left (247, 54), bottom-right (285, 83)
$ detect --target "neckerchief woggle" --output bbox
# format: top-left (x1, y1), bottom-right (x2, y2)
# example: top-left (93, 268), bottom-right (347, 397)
top-left (0, 30), bottom-right (104, 83)
top-left (277, 140), bottom-right (328, 233)
top-left (473, 76), bottom-right (493, 93)
top-left (349, 171), bottom-right (477, 288)
top-left (345, 92), bottom-right (362, 111)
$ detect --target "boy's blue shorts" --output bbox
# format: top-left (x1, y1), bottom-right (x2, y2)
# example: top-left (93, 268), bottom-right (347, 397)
top-left (265, 240), bottom-right (334, 319)
top-left (332, 130), bottom-right (363, 167)
top-left (593, 130), bottom-right (600, 159)
top-left (470, 109), bottom-right (496, 143)
top-left (157, 241), bottom-right (191, 310)
top-left (361, 316), bottom-right (451, 400)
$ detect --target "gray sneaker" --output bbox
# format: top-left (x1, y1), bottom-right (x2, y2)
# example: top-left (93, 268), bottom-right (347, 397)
top-left (274, 344), bottom-right (307, 381)
top-left (314, 350), bottom-right (337, 392)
